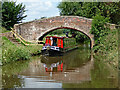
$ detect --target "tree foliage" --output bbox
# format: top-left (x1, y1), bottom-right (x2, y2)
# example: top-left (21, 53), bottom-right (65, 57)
top-left (1, 1), bottom-right (27, 30)
top-left (90, 14), bottom-right (110, 51)
top-left (57, 2), bottom-right (120, 25)
top-left (90, 14), bottom-right (110, 41)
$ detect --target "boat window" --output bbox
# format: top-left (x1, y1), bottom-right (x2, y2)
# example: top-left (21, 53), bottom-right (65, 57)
top-left (52, 38), bottom-right (57, 46)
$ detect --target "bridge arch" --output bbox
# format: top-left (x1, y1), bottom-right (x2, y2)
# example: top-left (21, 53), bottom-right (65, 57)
top-left (14, 16), bottom-right (94, 48)
top-left (37, 26), bottom-right (94, 48)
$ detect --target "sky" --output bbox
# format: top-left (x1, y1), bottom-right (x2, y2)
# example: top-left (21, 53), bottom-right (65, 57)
top-left (10, 0), bottom-right (119, 22)
top-left (12, 0), bottom-right (62, 22)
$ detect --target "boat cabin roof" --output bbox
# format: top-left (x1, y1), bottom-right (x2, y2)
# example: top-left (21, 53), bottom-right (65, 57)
top-left (46, 36), bottom-right (65, 39)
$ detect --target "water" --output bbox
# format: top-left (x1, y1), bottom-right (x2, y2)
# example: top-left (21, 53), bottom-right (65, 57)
top-left (2, 44), bottom-right (118, 88)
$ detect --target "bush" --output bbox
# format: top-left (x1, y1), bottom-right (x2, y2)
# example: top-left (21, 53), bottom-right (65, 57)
top-left (90, 14), bottom-right (109, 41)
top-left (94, 29), bottom-right (118, 69)
top-left (90, 14), bottom-right (118, 69)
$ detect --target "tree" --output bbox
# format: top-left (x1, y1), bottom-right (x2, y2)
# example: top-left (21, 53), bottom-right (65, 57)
top-left (57, 2), bottom-right (120, 25)
top-left (40, 17), bottom-right (47, 19)
top-left (1, 1), bottom-right (27, 30)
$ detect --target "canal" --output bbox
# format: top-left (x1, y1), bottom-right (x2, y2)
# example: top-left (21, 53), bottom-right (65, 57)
top-left (2, 44), bottom-right (118, 88)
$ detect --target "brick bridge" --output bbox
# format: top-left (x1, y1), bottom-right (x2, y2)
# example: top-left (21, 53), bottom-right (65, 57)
top-left (14, 16), bottom-right (95, 48)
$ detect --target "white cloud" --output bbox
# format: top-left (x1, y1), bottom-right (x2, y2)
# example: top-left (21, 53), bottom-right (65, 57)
top-left (13, 0), bottom-right (62, 3)
top-left (45, 1), bottom-right (52, 7)
top-left (25, 1), bottom-right (53, 12)
top-left (11, 0), bottom-right (60, 22)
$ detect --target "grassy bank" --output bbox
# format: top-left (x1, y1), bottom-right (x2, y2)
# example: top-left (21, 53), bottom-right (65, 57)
top-left (0, 26), bottom-right (10, 33)
top-left (1, 36), bottom-right (42, 65)
top-left (93, 29), bottom-right (118, 70)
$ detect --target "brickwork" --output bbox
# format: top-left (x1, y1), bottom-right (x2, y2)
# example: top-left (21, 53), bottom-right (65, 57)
top-left (14, 16), bottom-right (95, 48)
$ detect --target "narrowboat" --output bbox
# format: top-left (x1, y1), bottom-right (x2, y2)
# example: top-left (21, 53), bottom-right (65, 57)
top-left (41, 36), bottom-right (78, 56)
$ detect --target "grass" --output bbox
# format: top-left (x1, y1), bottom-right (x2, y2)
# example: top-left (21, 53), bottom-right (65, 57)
top-left (15, 38), bottom-right (43, 54)
top-left (16, 38), bottom-right (35, 45)
top-left (25, 45), bottom-right (42, 55)
top-left (0, 47), bottom-right (2, 65)
top-left (1, 36), bottom-right (43, 65)
top-left (0, 26), bottom-right (10, 33)
top-left (2, 36), bottom-right (30, 64)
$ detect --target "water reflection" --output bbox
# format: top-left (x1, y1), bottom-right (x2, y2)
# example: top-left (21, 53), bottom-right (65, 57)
top-left (18, 47), bottom-right (92, 88)
top-left (2, 44), bottom-right (117, 88)
top-left (42, 60), bottom-right (63, 72)
top-left (2, 60), bottom-right (29, 88)
top-left (38, 48), bottom-right (93, 83)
